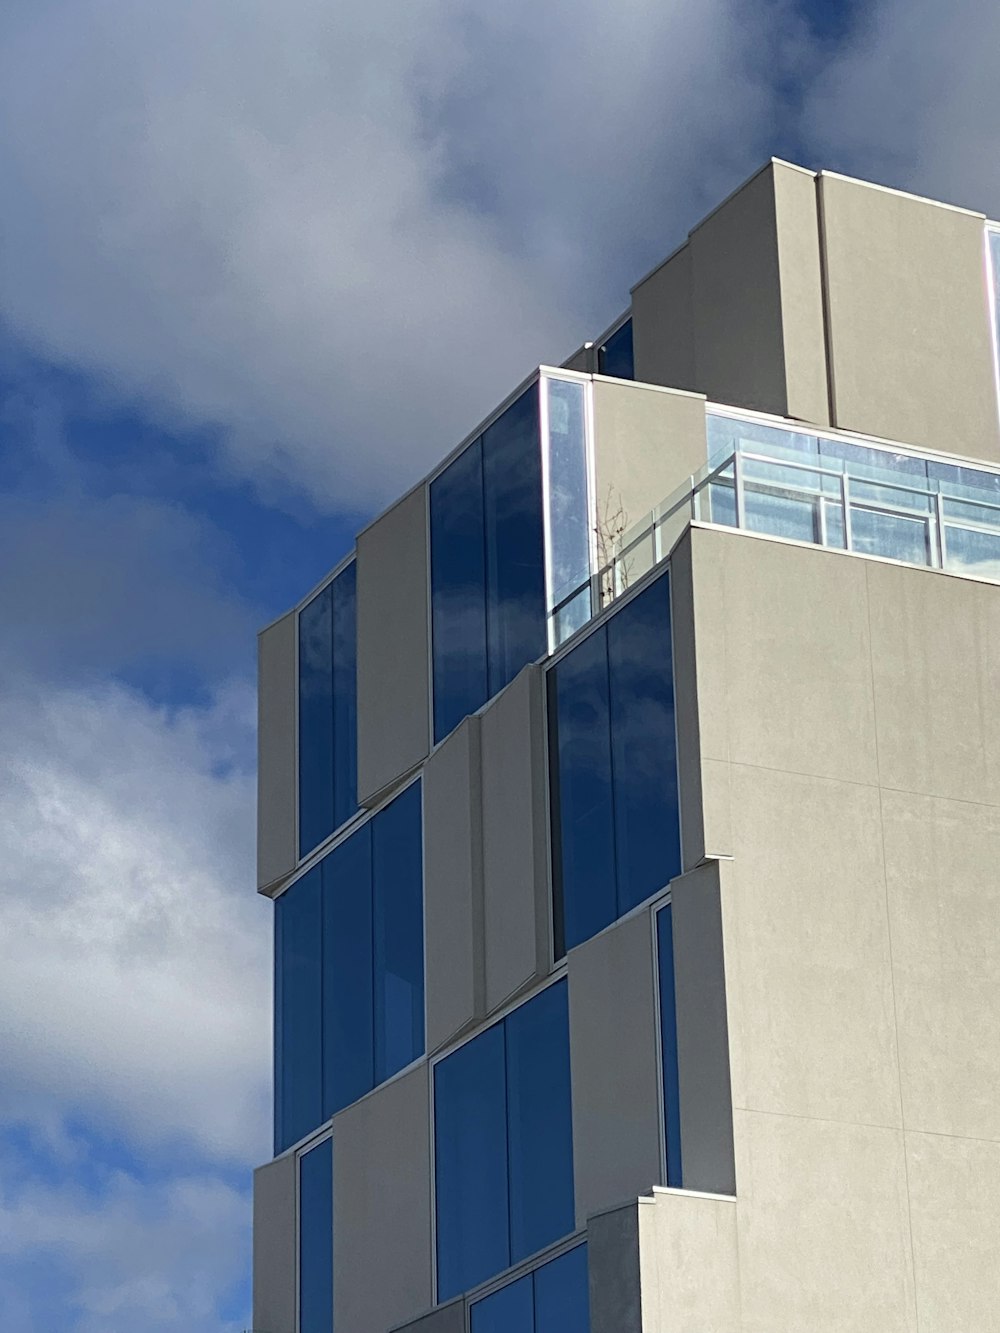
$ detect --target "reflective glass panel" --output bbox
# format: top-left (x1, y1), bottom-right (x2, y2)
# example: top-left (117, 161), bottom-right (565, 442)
top-left (533, 1244), bottom-right (589, 1333)
top-left (608, 575), bottom-right (681, 915)
top-left (299, 1138), bottom-right (333, 1333)
top-left (656, 904), bottom-right (682, 1187)
top-left (322, 823), bottom-right (374, 1119)
top-left (505, 980), bottom-right (575, 1264)
top-left (435, 1022), bottom-right (510, 1301)
top-left (299, 585), bottom-right (334, 857)
top-left (944, 524), bottom-right (1000, 578)
top-left (372, 782), bottom-right (424, 1083)
top-left (597, 319), bottom-right (634, 380)
top-left (483, 389), bottom-right (547, 695)
top-left (275, 867), bottom-right (323, 1153)
top-left (430, 438), bottom-right (488, 743)
top-left (331, 562), bottom-right (358, 832)
top-left (990, 230), bottom-right (1000, 340)
top-left (470, 1274), bottom-right (533, 1333)
top-left (545, 377), bottom-right (592, 612)
top-left (851, 507), bottom-right (930, 565)
top-left (744, 487), bottom-right (820, 543)
top-left (548, 629), bottom-right (617, 957)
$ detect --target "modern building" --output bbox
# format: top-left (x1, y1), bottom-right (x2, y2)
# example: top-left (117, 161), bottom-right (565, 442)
top-left (251, 160), bottom-right (1000, 1333)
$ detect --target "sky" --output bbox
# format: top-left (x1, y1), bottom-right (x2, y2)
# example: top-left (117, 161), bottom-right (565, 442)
top-left (0, 0), bottom-right (998, 1328)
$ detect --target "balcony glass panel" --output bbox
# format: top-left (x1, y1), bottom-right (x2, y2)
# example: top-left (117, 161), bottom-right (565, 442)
top-left (299, 1138), bottom-right (333, 1333)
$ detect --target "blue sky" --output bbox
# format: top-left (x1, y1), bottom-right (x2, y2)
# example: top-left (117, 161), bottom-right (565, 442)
top-left (0, 0), bottom-right (997, 1328)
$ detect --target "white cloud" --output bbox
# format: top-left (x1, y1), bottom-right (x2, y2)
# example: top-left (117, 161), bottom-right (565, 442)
top-left (0, 0), bottom-right (786, 511)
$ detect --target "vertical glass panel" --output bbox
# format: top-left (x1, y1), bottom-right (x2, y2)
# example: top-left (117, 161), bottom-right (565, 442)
top-left (597, 318), bottom-right (634, 380)
top-left (534, 1245), bottom-right (589, 1333)
top-left (544, 377), bottom-right (592, 614)
top-left (435, 1023), bottom-right (510, 1300)
top-left (483, 388), bottom-right (546, 695)
top-left (322, 824), bottom-right (374, 1119)
top-left (656, 904), bottom-right (682, 1187)
top-left (505, 980), bottom-right (575, 1265)
top-left (299, 1138), bottom-right (333, 1333)
top-left (372, 782), bottom-right (424, 1084)
top-left (850, 508), bottom-right (930, 565)
top-left (551, 586), bottom-right (592, 648)
top-left (275, 867), bottom-right (323, 1153)
top-left (548, 630), bottom-right (616, 958)
top-left (743, 487), bottom-right (820, 544)
top-left (470, 1274), bottom-right (534, 1333)
top-left (430, 437), bottom-right (488, 743)
top-left (944, 524), bottom-right (1000, 578)
top-left (298, 585), bottom-right (334, 857)
top-left (707, 478), bottom-right (737, 527)
top-left (608, 575), bottom-right (681, 916)
top-left (989, 230), bottom-right (1000, 356)
top-left (331, 562), bottom-right (358, 831)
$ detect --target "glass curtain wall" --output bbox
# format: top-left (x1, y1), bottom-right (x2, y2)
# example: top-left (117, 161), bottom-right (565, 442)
top-left (596, 318), bottom-right (634, 381)
top-left (299, 1137), bottom-right (333, 1333)
top-left (655, 903), bottom-right (682, 1187)
top-left (469, 1243), bottom-right (589, 1333)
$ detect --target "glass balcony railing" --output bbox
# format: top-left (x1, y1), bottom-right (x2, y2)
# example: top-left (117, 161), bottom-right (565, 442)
top-left (564, 412), bottom-right (1000, 616)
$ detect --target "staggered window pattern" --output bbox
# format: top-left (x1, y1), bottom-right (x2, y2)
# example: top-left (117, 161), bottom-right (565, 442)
top-left (548, 570), bottom-right (681, 957)
top-left (434, 979), bottom-right (575, 1302)
top-left (430, 387), bottom-right (547, 743)
top-left (469, 1243), bottom-right (589, 1333)
top-left (299, 1137), bottom-right (333, 1333)
top-left (656, 903), bottom-right (682, 1188)
top-left (274, 782), bottom-right (423, 1153)
top-left (298, 561), bottom-right (358, 859)
top-left (596, 318), bottom-right (634, 381)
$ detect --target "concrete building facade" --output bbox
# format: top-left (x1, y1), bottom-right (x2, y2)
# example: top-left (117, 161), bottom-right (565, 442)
top-left (252, 161), bottom-right (1000, 1333)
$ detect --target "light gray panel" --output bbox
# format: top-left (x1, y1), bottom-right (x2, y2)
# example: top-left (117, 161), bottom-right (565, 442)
top-left (258, 611), bottom-right (297, 894)
top-left (670, 862), bottom-right (736, 1196)
top-left (333, 1064), bottom-right (433, 1333)
top-left (252, 1155), bottom-right (297, 1333)
top-left (423, 717), bottom-right (484, 1055)
top-left (480, 666), bottom-right (549, 1014)
top-left (568, 910), bottom-right (663, 1226)
top-left (561, 343), bottom-right (595, 373)
top-left (819, 172), bottom-right (1000, 462)
top-left (773, 160), bottom-right (830, 426)
top-left (631, 242), bottom-right (696, 392)
top-left (356, 487), bottom-right (430, 806)
top-left (586, 1201), bottom-right (643, 1333)
top-left (391, 1298), bottom-right (465, 1333)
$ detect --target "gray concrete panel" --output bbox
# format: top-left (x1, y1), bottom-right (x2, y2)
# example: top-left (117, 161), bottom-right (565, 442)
top-left (642, 1188), bottom-right (740, 1333)
top-left (670, 862), bottom-right (735, 1196)
top-left (356, 488), bottom-right (430, 806)
top-left (561, 343), bottom-right (595, 373)
top-left (423, 717), bottom-right (484, 1055)
top-left (568, 910), bottom-right (663, 1226)
top-left (252, 1154), bottom-right (297, 1333)
top-left (587, 1201), bottom-right (643, 1333)
top-left (257, 612), bottom-right (297, 894)
top-left (819, 172), bottom-right (1000, 462)
top-left (333, 1064), bottom-right (433, 1333)
top-left (773, 160), bottom-right (830, 425)
top-left (631, 242), bottom-right (696, 392)
top-left (480, 666), bottom-right (549, 1014)
top-left (391, 1299), bottom-right (465, 1333)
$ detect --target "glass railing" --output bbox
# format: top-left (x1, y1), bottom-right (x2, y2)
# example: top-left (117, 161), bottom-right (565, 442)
top-left (566, 412), bottom-right (1000, 616)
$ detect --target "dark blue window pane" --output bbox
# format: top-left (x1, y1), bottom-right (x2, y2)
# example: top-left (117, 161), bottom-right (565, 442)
top-left (299, 1138), bottom-right (333, 1333)
top-left (275, 868), bottom-right (323, 1153)
top-left (435, 1023), bottom-right (510, 1300)
top-left (505, 980), bottom-right (575, 1264)
top-left (373, 783), bottom-right (424, 1083)
top-left (657, 905), bottom-right (682, 1187)
top-left (534, 1245), bottom-right (589, 1333)
top-left (322, 824), bottom-right (374, 1119)
top-left (430, 437), bottom-right (488, 743)
top-left (299, 586), bottom-right (334, 857)
top-left (608, 576), bottom-right (681, 914)
top-left (331, 562), bottom-right (358, 831)
top-left (483, 389), bottom-right (546, 696)
top-left (597, 319), bottom-right (634, 380)
top-left (548, 630), bottom-right (616, 957)
top-left (470, 1274), bottom-right (534, 1333)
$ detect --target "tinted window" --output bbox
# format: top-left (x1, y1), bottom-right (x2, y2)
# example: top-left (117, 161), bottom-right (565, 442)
top-left (470, 1274), bottom-right (533, 1333)
top-left (322, 823), bottom-right (374, 1117)
top-left (656, 903), bottom-right (682, 1187)
top-left (299, 1138), bottom-right (333, 1333)
top-left (545, 378), bottom-right (592, 630)
top-left (597, 319), bottom-right (634, 380)
top-left (435, 981), bottom-right (574, 1300)
top-left (274, 866), bottom-right (322, 1153)
top-left (549, 570), bottom-right (680, 956)
top-left (372, 781), bottom-right (424, 1083)
top-left (298, 563), bottom-right (358, 858)
top-left (469, 1244), bottom-right (589, 1333)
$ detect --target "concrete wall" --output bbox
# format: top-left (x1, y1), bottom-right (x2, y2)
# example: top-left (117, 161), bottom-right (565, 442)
top-left (258, 611), bottom-right (297, 894)
top-left (252, 1154), bottom-right (297, 1333)
top-left (391, 1299), bottom-right (465, 1333)
top-left (356, 487), bottom-right (430, 806)
top-left (632, 242), bottom-right (696, 393)
top-left (333, 1064), bottom-right (433, 1333)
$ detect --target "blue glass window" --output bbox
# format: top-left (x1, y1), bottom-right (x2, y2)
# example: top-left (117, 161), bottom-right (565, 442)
top-left (430, 389), bottom-right (546, 744)
top-left (435, 981), bottom-right (574, 1301)
top-left (549, 570), bottom-right (680, 956)
top-left (275, 783), bottom-right (424, 1153)
top-left (299, 1138), bottom-right (333, 1333)
top-left (545, 378), bottom-right (592, 643)
top-left (988, 230), bottom-right (1000, 362)
top-left (656, 904), bottom-right (682, 1187)
top-left (298, 562), bottom-right (358, 858)
top-left (597, 319), bottom-right (634, 380)
top-left (470, 1245), bottom-right (589, 1333)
